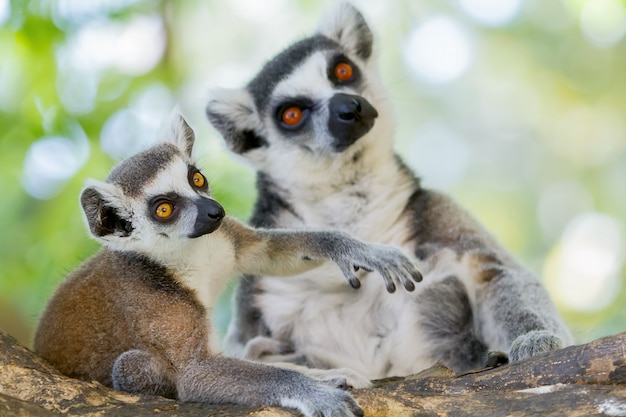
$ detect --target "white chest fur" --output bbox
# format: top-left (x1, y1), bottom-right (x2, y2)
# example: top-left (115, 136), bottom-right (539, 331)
top-left (255, 179), bottom-right (473, 378)
top-left (257, 219), bottom-right (436, 378)
top-left (156, 230), bottom-right (235, 309)
top-left (152, 230), bottom-right (236, 352)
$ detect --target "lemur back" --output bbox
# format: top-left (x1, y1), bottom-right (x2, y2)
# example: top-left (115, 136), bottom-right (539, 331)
top-left (206, 3), bottom-right (573, 378)
top-left (34, 114), bottom-right (422, 417)
top-left (36, 249), bottom-right (200, 396)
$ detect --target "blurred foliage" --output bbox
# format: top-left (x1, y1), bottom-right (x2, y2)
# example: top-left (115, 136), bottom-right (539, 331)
top-left (0, 0), bottom-right (624, 349)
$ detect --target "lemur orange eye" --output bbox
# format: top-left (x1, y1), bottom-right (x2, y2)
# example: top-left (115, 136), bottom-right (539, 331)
top-left (334, 62), bottom-right (353, 81)
top-left (155, 202), bottom-right (174, 218)
top-left (192, 172), bottom-right (205, 188)
top-left (282, 107), bottom-right (303, 126)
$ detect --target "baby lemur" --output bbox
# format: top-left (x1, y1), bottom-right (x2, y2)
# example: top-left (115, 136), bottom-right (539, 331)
top-left (34, 114), bottom-right (421, 417)
top-left (206, 3), bottom-right (574, 378)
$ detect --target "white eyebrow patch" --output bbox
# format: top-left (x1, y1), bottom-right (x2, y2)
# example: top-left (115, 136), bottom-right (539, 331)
top-left (272, 52), bottom-right (334, 102)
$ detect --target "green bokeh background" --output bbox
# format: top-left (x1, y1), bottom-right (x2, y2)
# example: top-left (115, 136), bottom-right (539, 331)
top-left (1, 0), bottom-right (625, 349)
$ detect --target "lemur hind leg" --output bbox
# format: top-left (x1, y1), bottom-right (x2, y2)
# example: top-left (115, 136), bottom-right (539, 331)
top-left (476, 269), bottom-right (573, 363)
top-left (417, 276), bottom-right (489, 374)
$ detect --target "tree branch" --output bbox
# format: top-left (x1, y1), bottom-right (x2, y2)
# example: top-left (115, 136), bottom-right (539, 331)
top-left (1, 330), bottom-right (625, 416)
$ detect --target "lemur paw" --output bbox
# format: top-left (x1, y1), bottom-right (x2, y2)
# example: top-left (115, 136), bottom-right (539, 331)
top-left (509, 330), bottom-right (564, 362)
top-left (339, 242), bottom-right (423, 293)
top-left (284, 382), bottom-right (364, 417)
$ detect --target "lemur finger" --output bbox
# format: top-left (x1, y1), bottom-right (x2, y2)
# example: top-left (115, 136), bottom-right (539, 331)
top-left (403, 258), bottom-right (423, 283)
top-left (385, 259), bottom-right (407, 282)
top-left (349, 276), bottom-right (361, 289)
top-left (352, 403), bottom-right (365, 417)
top-left (392, 266), bottom-right (416, 292)
top-left (411, 268), bottom-right (423, 283)
top-left (337, 262), bottom-right (362, 289)
top-left (402, 278), bottom-right (416, 292)
top-left (395, 257), bottom-right (422, 284)
top-left (380, 268), bottom-right (396, 293)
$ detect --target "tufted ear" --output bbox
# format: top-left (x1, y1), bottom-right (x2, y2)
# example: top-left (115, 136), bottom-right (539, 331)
top-left (156, 112), bottom-right (196, 158)
top-left (317, 2), bottom-right (373, 60)
top-left (205, 88), bottom-right (267, 155)
top-left (80, 179), bottom-right (134, 242)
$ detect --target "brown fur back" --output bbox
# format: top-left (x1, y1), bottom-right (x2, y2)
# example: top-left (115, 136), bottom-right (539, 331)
top-left (34, 248), bottom-right (210, 387)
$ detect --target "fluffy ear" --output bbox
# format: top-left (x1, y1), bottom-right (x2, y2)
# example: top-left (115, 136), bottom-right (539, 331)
top-left (80, 180), bottom-right (134, 241)
top-left (317, 2), bottom-right (373, 60)
top-left (156, 111), bottom-right (196, 158)
top-left (205, 88), bottom-right (267, 155)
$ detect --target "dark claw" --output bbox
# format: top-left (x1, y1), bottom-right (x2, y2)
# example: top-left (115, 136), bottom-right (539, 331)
top-left (353, 265), bottom-right (360, 272)
top-left (404, 280), bottom-right (415, 292)
top-left (385, 281), bottom-right (396, 293)
top-left (412, 269), bottom-right (423, 282)
top-left (336, 378), bottom-right (349, 391)
top-left (349, 277), bottom-right (361, 289)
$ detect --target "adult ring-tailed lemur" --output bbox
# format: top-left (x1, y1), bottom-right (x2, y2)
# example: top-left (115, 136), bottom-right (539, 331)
top-left (206, 2), bottom-right (573, 379)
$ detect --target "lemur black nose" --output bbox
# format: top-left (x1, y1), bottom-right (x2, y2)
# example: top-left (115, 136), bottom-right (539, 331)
top-left (328, 93), bottom-right (378, 152)
top-left (206, 199), bottom-right (225, 220)
top-left (338, 99), bottom-right (363, 121)
top-left (189, 198), bottom-right (225, 238)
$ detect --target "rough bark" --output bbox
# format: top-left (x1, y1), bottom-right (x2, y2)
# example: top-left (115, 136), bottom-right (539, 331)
top-left (1, 329), bottom-right (625, 416)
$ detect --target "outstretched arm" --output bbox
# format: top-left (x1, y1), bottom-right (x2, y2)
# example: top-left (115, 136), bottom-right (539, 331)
top-left (221, 217), bottom-right (422, 292)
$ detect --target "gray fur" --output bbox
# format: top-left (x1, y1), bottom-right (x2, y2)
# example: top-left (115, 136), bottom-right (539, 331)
top-left (205, 109), bottom-right (267, 154)
top-left (247, 35), bottom-right (339, 111)
top-left (251, 172), bottom-right (299, 227)
top-left (206, 2), bottom-right (573, 378)
top-left (509, 331), bottom-right (565, 362)
top-left (107, 144), bottom-right (179, 197)
top-left (417, 276), bottom-right (488, 372)
top-left (229, 274), bottom-right (273, 347)
top-left (112, 349), bottom-right (177, 398)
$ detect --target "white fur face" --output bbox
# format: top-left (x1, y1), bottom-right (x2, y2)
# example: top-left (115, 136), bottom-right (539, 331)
top-left (206, 3), bottom-right (395, 178)
top-left (80, 115), bottom-right (225, 261)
